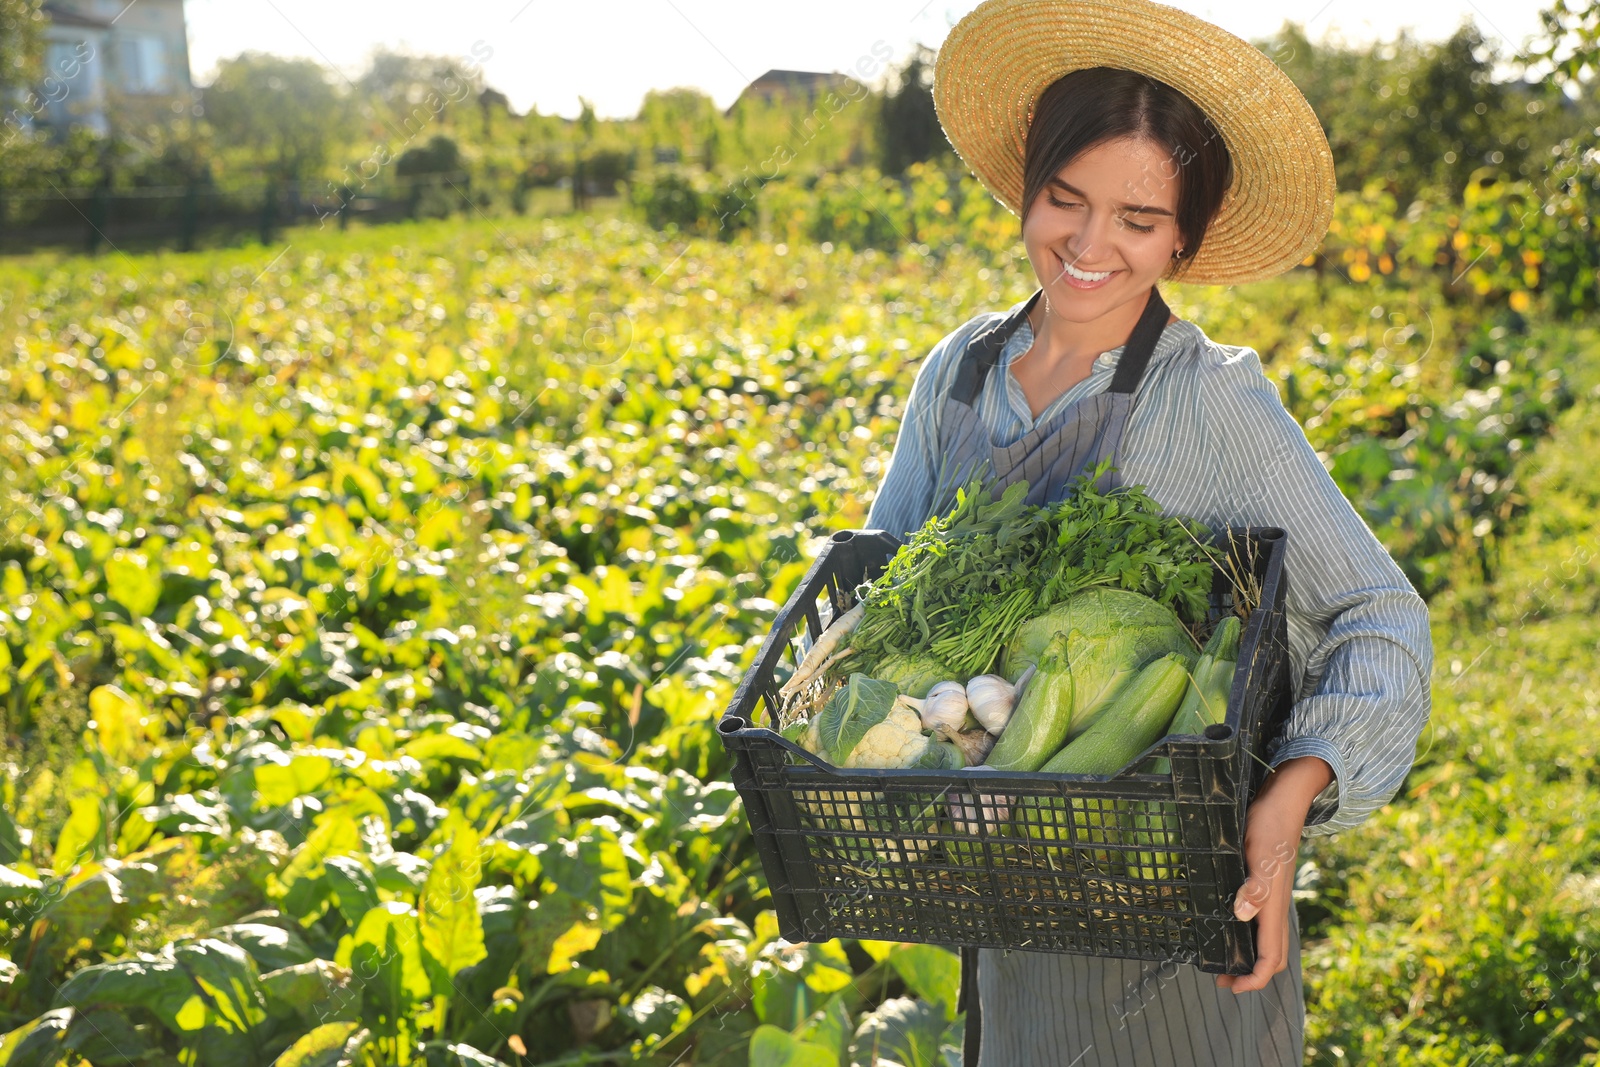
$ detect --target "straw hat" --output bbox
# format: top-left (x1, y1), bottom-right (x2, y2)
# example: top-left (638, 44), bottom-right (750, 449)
top-left (933, 0), bottom-right (1337, 285)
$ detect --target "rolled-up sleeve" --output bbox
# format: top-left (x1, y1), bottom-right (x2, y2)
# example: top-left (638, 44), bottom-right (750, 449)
top-left (1197, 344), bottom-right (1434, 837)
top-left (864, 321), bottom-right (975, 541)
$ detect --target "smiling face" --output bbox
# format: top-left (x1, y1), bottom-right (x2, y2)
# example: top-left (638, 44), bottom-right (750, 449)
top-left (1021, 135), bottom-right (1187, 324)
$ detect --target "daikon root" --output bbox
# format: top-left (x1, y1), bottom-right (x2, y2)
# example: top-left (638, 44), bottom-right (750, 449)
top-left (778, 601), bottom-right (865, 701)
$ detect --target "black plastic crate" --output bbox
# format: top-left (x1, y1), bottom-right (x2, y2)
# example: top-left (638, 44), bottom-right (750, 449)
top-left (718, 526), bottom-right (1292, 975)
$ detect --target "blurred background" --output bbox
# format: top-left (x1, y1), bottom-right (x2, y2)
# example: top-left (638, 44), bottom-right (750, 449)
top-left (2, 2), bottom-right (1599, 1066)
top-left (1, 0), bottom-right (1595, 256)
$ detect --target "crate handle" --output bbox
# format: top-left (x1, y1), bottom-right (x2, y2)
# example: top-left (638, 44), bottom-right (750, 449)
top-left (772, 736), bottom-right (835, 771)
top-left (720, 716), bottom-right (840, 772)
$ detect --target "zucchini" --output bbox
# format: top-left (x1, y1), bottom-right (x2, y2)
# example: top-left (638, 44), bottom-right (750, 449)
top-left (1195, 655), bottom-right (1236, 727)
top-left (1145, 655), bottom-right (1235, 765)
top-left (1120, 620), bottom-right (1243, 876)
top-left (1015, 654), bottom-right (1192, 860)
top-left (1037, 653), bottom-right (1192, 776)
top-left (1203, 615), bottom-right (1242, 661)
top-left (1144, 654), bottom-right (1213, 776)
top-left (1124, 799), bottom-right (1182, 881)
top-left (1183, 615), bottom-right (1240, 730)
top-left (985, 634), bottom-right (1074, 772)
top-left (1141, 616), bottom-right (1242, 775)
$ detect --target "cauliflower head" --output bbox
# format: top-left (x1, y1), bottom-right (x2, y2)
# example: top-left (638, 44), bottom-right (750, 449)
top-left (843, 702), bottom-right (934, 769)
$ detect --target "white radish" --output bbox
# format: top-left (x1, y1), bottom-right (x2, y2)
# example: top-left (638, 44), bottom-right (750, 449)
top-left (778, 601), bottom-right (865, 700)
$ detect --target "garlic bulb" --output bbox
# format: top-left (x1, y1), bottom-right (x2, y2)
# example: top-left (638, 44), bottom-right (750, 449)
top-left (950, 788), bottom-right (1011, 835)
top-left (934, 723), bottom-right (995, 766)
top-left (911, 680), bottom-right (970, 733)
top-left (966, 673), bottom-right (1021, 734)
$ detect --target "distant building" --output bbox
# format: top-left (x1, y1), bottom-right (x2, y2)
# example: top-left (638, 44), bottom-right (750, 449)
top-left (725, 69), bottom-right (860, 117)
top-left (33, 0), bottom-right (193, 135)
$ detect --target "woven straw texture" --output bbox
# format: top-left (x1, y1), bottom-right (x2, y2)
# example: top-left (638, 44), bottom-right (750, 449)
top-left (933, 0), bottom-right (1336, 285)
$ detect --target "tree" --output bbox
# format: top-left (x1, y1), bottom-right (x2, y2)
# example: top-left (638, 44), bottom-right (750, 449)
top-left (576, 96), bottom-right (598, 143)
top-left (635, 87), bottom-right (720, 161)
top-left (396, 133), bottom-right (463, 178)
top-left (1519, 0), bottom-right (1600, 92)
top-left (478, 86), bottom-right (511, 137)
top-left (358, 47), bottom-right (483, 136)
top-left (875, 44), bottom-right (947, 175)
top-left (0, 0), bottom-right (43, 94)
top-left (202, 53), bottom-right (350, 180)
top-left (1408, 24), bottom-right (1511, 198)
top-left (1259, 21), bottom-right (1569, 206)
top-left (396, 133), bottom-right (465, 217)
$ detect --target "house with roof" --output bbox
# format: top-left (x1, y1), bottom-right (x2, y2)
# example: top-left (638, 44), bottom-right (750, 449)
top-left (32, 0), bottom-right (193, 135)
top-left (724, 69), bottom-right (861, 117)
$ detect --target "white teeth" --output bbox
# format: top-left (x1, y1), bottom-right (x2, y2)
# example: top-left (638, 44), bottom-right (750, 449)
top-left (1058, 255), bottom-right (1113, 281)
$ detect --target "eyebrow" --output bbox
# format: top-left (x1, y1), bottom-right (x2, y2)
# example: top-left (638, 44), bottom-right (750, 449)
top-left (1047, 178), bottom-right (1175, 217)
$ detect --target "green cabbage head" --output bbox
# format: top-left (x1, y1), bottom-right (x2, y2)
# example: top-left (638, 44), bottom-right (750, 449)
top-left (1000, 589), bottom-right (1196, 741)
top-left (867, 652), bottom-right (957, 699)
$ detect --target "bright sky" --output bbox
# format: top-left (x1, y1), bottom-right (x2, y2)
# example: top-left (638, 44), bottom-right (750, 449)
top-left (182, 0), bottom-right (1558, 119)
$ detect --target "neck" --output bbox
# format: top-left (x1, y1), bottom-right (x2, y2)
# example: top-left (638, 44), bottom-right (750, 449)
top-left (1025, 288), bottom-right (1156, 369)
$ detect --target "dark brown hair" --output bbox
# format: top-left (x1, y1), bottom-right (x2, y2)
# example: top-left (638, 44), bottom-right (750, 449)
top-left (1020, 67), bottom-right (1234, 281)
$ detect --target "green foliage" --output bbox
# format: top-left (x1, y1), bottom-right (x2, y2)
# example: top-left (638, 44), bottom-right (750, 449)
top-left (874, 45), bottom-right (949, 176)
top-left (845, 469), bottom-right (1214, 679)
top-left (1263, 20), bottom-right (1594, 206)
top-left (628, 165), bottom-right (753, 238)
top-left (201, 52), bottom-right (354, 181)
top-left (0, 206), bottom-right (1595, 1064)
top-left (358, 48), bottom-right (482, 130)
top-left (396, 136), bottom-right (464, 179)
top-left (1520, 0), bottom-right (1600, 91)
top-left (0, 0), bottom-right (43, 94)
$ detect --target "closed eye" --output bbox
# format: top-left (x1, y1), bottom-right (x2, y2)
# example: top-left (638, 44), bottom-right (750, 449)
top-left (1045, 193), bottom-right (1157, 234)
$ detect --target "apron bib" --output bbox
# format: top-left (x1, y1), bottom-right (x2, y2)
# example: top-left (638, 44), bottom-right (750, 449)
top-left (926, 281), bottom-right (1169, 519)
top-left (931, 286), bottom-right (1306, 1067)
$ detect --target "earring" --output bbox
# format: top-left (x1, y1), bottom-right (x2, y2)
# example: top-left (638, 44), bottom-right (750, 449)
top-left (1172, 246), bottom-right (1186, 259)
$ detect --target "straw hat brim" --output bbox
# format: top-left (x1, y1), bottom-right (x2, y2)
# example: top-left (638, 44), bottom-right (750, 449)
top-left (933, 0), bottom-right (1336, 286)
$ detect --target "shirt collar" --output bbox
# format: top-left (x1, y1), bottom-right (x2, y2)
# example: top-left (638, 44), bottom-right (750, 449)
top-left (998, 293), bottom-right (1203, 370)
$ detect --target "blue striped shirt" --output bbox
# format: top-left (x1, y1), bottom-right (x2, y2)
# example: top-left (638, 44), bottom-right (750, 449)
top-left (865, 292), bottom-right (1434, 835)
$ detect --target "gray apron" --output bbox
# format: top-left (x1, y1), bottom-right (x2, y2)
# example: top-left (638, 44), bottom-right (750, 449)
top-left (929, 286), bottom-right (1306, 1066)
top-left (924, 283), bottom-right (1158, 518)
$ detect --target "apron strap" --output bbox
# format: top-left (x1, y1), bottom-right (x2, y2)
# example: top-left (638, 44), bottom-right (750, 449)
top-left (948, 287), bottom-right (1044, 407)
top-left (948, 285), bottom-right (1171, 408)
top-left (1108, 284), bottom-right (1171, 395)
top-left (959, 945), bottom-right (982, 1065)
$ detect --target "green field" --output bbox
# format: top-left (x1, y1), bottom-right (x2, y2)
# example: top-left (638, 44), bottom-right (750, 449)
top-left (1, 212), bottom-right (1597, 1065)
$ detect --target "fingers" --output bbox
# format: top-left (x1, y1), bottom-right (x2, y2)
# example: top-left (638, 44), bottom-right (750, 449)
top-left (1231, 872), bottom-right (1271, 922)
top-left (1212, 781), bottom-right (1308, 994)
top-left (1213, 944), bottom-right (1288, 991)
top-left (1222, 916), bottom-right (1287, 993)
top-left (1213, 875), bottom-right (1289, 994)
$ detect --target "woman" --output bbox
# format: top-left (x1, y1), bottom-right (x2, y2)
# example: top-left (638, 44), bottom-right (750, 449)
top-left (863, 1), bottom-right (1434, 1064)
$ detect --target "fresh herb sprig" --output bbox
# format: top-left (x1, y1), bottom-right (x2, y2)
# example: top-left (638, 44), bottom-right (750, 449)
top-left (844, 460), bottom-right (1222, 678)
top-left (1037, 459), bottom-right (1219, 621)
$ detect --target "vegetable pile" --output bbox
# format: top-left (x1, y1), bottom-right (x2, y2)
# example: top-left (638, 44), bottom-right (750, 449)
top-left (837, 459), bottom-right (1219, 680)
top-left (774, 466), bottom-right (1257, 874)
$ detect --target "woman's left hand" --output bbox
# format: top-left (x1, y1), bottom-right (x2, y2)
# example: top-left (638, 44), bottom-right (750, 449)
top-left (1214, 755), bottom-right (1334, 994)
